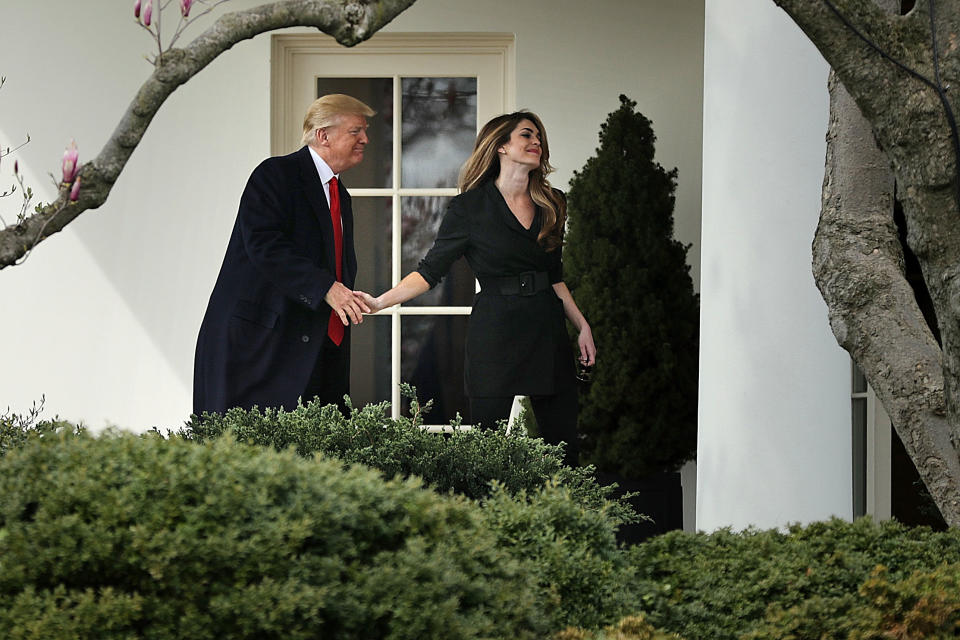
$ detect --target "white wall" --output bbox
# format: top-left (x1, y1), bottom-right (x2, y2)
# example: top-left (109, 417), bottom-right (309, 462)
top-left (697, 0), bottom-right (851, 530)
top-left (0, 1), bottom-right (703, 432)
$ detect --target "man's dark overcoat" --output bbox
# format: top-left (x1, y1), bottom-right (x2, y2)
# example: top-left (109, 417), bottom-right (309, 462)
top-left (193, 146), bottom-right (357, 414)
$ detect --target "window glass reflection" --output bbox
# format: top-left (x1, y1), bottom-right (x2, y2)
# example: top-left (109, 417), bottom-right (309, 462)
top-left (316, 77), bottom-right (393, 188)
top-left (350, 315), bottom-right (391, 409)
top-left (401, 196), bottom-right (474, 306)
top-left (400, 315), bottom-right (468, 425)
top-left (401, 77), bottom-right (477, 188)
top-left (351, 197), bottom-right (392, 297)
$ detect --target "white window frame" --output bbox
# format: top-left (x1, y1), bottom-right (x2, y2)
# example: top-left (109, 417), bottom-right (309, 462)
top-left (851, 360), bottom-right (892, 520)
top-left (271, 33), bottom-right (515, 428)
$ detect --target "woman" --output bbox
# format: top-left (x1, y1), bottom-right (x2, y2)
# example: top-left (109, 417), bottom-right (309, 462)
top-left (361, 111), bottom-right (596, 466)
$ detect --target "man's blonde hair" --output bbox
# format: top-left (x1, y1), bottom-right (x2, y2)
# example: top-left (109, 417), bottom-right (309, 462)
top-left (301, 94), bottom-right (375, 147)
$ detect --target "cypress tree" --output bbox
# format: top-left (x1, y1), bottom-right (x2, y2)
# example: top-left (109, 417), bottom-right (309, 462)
top-left (565, 95), bottom-right (699, 479)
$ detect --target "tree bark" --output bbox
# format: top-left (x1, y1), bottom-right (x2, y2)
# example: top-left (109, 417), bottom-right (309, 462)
top-left (777, 0), bottom-right (960, 524)
top-left (0, 0), bottom-right (417, 269)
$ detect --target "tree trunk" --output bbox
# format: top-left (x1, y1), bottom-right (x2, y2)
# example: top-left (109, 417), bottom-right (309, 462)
top-left (816, 70), bottom-right (960, 525)
top-left (777, 0), bottom-right (960, 524)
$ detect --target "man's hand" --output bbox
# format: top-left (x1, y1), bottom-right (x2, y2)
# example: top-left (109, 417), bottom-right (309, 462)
top-left (325, 281), bottom-right (371, 326)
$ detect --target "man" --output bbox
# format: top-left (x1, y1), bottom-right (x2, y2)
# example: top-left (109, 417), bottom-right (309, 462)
top-left (193, 94), bottom-right (373, 415)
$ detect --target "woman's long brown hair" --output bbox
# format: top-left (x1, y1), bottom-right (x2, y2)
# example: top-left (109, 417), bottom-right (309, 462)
top-left (458, 111), bottom-right (566, 251)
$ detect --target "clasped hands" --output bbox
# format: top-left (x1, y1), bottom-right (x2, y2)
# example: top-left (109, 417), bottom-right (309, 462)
top-left (324, 282), bottom-right (385, 326)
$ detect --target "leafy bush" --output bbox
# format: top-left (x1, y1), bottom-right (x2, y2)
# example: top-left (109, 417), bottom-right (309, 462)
top-left (554, 615), bottom-right (683, 640)
top-left (0, 399), bottom-right (81, 458)
top-left (0, 431), bottom-right (550, 639)
top-left (180, 391), bottom-right (639, 526)
top-left (631, 517), bottom-right (960, 640)
top-left (179, 394), bottom-right (645, 631)
top-left (483, 480), bottom-right (639, 630)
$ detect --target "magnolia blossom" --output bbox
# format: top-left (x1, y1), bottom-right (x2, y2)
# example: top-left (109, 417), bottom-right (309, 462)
top-left (143, 0), bottom-right (153, 27)
top-left (62, 140), bottom-right (79, 184)
top-left (134, 0), bottom-right (141, 19)
top-left (13, 160), bottom-right (18, 174)
top-left (180, 0), bottom-right (193, 17)
top-left (69, 177), bottom-right (81, 202)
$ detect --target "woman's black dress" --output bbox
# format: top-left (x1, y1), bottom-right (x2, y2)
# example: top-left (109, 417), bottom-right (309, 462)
top-left (416, 181), bottom-right (576, 398)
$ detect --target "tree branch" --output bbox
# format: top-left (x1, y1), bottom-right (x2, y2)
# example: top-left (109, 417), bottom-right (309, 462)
top-left (0, 0), bottom-right (417, 269)
top-left (774, 0), bottom-right (911, 115)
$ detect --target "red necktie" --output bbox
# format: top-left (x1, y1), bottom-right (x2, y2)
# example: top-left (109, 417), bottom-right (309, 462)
top-left (327, 176), bottom-right (345, 346)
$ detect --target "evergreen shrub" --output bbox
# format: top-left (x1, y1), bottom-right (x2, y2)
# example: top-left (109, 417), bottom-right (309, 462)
top-left (482, 481), bottom-right (639, 631)
top-left (0, 400), bottom-right (81, 458)
top-left (554, 615), bottom-right (683, 639)
top-left (180, 390), bottom-right (639, 525)
top-left (180, 394), bottom-right (645, 630)
top-left (0, 431), bottom-right (550, 639)
top-left (631, 517), bottom-right (960, 640)
top-left (564, 95), bottom-right (699, 478)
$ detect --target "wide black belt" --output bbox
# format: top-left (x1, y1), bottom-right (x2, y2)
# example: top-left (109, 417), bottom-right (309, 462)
top-left (478, 271), bottom-right (550, 296)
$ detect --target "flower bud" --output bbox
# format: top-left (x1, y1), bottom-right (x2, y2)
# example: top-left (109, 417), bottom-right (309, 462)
top-left (180, 0), bottom-right (193, 17)
top-left (70, 177), bottom-right (81, 202)
top-left (144, 0), bottom-right (153, 26)
top-left (62, 140), bottom-right (79, 184)
top-left (134, 0), bottom-right (141, 19)
top-left (13, 159), bottom-right (18, 174)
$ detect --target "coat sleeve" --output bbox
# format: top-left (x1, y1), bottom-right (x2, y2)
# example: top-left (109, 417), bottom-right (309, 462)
top-left (416, 196), bottom-right (470, 289)
top-left (238, 159), bottom-right (334, 310)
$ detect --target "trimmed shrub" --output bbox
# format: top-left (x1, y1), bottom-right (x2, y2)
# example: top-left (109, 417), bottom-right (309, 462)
top-left (482, 480), bottom-right (639, 631)
top-left (564, 95), bottom-right (698, 478)
top-left (0, 400), bottom-right (81, 458)
top-left (180, 395), bottom-right (645, 631)
top-left (180, 392), bottom-right (640, 526)
top-left (631, 517), bottom-right (960, 640)
top-left (852, 563), bottom-right (960, 638)
top-left (0, 431), bottom-right (550, 639)
top-left (554, 615), bottom-right (684, 640)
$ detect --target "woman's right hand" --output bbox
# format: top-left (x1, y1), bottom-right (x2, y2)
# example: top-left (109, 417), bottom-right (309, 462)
top-left (354, 290), bottom-right (382, 314)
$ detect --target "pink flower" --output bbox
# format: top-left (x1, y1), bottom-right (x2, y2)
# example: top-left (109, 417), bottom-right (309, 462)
top-left (180, 0), bottom-right (193, 17)
top-left (143, 0), bottom-right (153, 26)
top-left (62, 140), bottom-right (79, 184)
top-left (70, 177), bottom-right (81, 202)
top-left (134, 0), bottom-right (141, 19)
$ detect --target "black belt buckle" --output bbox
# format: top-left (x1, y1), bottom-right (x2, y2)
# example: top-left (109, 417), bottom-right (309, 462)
top-left (518, 271), bottom-right (536, 296)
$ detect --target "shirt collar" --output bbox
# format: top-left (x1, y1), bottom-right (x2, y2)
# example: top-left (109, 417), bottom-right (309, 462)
top-left (307, 146), bottom-right (338, 185)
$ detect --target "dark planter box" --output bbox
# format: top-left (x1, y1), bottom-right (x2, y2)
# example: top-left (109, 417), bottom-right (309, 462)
top-left (594, 470), bottom-right (683, 545)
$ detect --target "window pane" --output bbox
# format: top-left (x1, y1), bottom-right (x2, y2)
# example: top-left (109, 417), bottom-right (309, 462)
top-left (316, 77), bottom-right (393, 188)
top-left (400, 315), bottom-right (469, 425)
top-left (401, 77), bottom-right (477, 188)
top-left (351, 197), bottom-right (392, 296)
top-left (852, 397), bottom-right (868, 518)
top-left (350, 315), bottom-right (391, 409)
top-left (852, 361), bottom-right (868, 394)
top-left (401, 196), bottom-right (474, 307)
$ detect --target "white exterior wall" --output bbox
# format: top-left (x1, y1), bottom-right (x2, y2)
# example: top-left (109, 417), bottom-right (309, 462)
top-left (0, 2), bottom-right (703, 435)
top-left (697, 0), bottom-right (852, 530)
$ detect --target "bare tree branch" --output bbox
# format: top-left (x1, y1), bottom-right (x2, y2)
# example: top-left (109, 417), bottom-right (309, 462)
top-left (0, 0), bottom-right (417, 269)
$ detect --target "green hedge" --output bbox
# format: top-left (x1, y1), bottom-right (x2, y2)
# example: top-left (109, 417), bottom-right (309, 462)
top-left (0, 431), bottom-right (549, 639)
top-left (180, 392), bottom-right (639, 526)
top-left (179, 395), bottom-right (643, 631)
top-left (631, 517), bottom-right (960, 639)
top-left (555, 615), bottom-right (683, 639)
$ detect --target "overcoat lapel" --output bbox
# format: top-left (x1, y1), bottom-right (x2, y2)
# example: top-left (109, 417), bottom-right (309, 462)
top-left (297, 147), bottom-right (338, 275)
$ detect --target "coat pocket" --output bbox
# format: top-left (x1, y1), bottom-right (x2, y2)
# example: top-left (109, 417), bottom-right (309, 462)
top-left (231, 299), bottom-right (280, 329)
